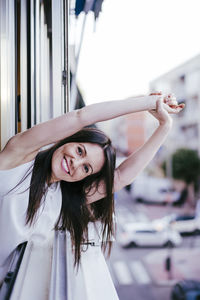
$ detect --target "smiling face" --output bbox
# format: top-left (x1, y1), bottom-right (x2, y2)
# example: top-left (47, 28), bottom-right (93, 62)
top-left (50, 142), bottom-right (105, 183)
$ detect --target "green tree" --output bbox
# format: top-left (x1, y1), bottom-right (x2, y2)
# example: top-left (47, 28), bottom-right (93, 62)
top-left (163, 148), bottom-right (200, 206)
top-left (171, 148), bottom-right (200, 185)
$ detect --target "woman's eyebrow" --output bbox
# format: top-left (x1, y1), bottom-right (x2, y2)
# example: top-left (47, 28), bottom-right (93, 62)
top-left (80, 144), bottom-right (93, 174)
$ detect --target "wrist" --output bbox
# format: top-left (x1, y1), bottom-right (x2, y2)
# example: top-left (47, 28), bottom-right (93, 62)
top-left (159, 119), bottom-right (173, 130)
top-left (148, 95), bottom-right (158, 110)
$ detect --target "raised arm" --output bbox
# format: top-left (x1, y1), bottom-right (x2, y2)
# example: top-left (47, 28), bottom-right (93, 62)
top-left (86, 98), bottom-right (185, 204)
top-left (114, 100), bottom-right (173, 190)
top-left (0, 95), bottom-right (159, 158)
top-left (0, 93), bottom-right (183, 169)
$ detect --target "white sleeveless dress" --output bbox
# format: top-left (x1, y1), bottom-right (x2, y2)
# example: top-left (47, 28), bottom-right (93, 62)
top-left (0, 160), bottom-right (62, 282)
top-left (0, 160), bottom-right (119, 300)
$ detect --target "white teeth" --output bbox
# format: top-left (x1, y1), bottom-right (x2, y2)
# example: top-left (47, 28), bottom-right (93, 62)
top-left (63, 158), bottom-right (69, 174)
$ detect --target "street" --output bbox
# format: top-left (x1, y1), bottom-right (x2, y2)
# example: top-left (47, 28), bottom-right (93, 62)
top-left (106, 188), bottom-right (200, 300)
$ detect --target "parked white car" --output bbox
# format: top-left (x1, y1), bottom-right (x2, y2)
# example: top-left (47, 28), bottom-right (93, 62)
top-left (117, 222), bottom-right (182, 248)
top-left (153, 214), bottom-right (200, 235)
top-left (171, 215), bottom-right (200, 235)
top-left (130, 175), bottom-right (180, 204)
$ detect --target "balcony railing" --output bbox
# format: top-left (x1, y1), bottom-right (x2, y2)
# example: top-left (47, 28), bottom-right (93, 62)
top-left (0, 223), bottom-right (119, 300)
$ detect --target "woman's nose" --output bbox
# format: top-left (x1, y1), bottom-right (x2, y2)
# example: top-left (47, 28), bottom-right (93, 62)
top-left (71, 156), bottom-right (83, 171)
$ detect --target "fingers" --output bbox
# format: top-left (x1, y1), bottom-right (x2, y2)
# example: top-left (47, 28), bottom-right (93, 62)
top-left (169, 103), bottom-right (185, 111)
top-left (149, 91), bottom-right (162, 96)
top-left (164, 103), bottom-right (185, 114)
top-left (151, 92), bottom-right (177, 106)
top-left (164, 94), bottom-right (177, 105)
top-left (179, 103), bottom-right (185, 108)
top-left (175, 104), bottom-right (185, 112)
top-left (169, 103), bottom-right (185, 109)
top-left (166, 93), bottom-right (176, 99)
top-left (150, 92), bottom-right (175, 99)
top-left (164, 94), bottom-right (185, 113)
top-left (150, 92), bottom-right (185, 114)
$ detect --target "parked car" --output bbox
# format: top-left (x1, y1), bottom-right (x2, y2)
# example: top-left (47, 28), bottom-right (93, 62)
top-left (117, 222), bottom-right (182, 248)
top-left (153, 214), bottom-right (200, 235)
top-left (171, 279), bottom-right (200, 300)
top-left (171, 215), bottom-right (200, 235)
top-left (130, 175), bottom-right (180, 204)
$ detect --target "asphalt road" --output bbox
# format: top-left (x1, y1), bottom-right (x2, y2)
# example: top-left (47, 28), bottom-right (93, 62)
top-left (107, 244), bottom-right (172, 300)
top-left (105, 188), bottom-right (200, 300)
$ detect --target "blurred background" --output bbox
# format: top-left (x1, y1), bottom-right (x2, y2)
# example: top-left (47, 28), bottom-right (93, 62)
top-left (74, 2), bottom-right (200, 298)
top-left (1, 0), bottom-right (200, 299)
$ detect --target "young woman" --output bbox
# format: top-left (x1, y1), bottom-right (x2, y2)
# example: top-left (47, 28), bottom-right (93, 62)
top-left (0, 93), bottom-right (184, 277)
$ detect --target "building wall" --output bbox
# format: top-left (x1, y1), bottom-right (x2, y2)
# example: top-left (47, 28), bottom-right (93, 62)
top-left (125, 112), bottom-right (146, 155)
top-left (150, 54), bottom-right (200, 156)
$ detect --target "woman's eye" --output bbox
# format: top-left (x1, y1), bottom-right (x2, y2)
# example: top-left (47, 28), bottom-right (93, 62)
top-left (78, 147), bottom-right (83, 155)
top-left (84, 165), bottom-right (89, 173)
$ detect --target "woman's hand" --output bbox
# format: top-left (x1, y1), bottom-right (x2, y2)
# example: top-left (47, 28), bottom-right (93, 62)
top-left (149, 98), bottom-right (173, 126)
top-left (149, 92), bottom-right (185, 114)
top-left (149, 92), bottom-right (185, 126)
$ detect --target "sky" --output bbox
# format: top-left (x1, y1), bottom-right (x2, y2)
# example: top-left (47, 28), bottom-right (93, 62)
top-left (75, 0), bottom-right (200, 105)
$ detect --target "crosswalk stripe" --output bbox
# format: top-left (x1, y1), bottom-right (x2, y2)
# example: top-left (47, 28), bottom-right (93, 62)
top-left (130, 261), bottom-right (151, 284)
top-left (112, 261), bottom-right (133, 285)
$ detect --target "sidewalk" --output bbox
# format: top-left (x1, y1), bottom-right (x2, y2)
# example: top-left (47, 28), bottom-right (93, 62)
top-left (144, 248), bottom-right (200, 285)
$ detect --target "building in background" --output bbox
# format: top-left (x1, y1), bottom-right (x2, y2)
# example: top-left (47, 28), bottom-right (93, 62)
top-left (150, 54), bottom-right (200, 156)
top-left (98, 111), bottom-right (147, 167)
top-left (106, 54), bottom-right (200, 176)
top-left (125, 112), bottom-right (146, 155)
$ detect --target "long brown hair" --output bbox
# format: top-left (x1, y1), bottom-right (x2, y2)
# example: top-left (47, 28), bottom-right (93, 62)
top-left (26, 127), bottom-right (116, 266)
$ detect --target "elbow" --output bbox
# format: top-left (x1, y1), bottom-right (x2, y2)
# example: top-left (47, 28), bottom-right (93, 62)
top-left (3, 134), bottom-right (21, 152)
top-left (114, 169), bottom-right (126, 192)
top-left (3, 132), bottom-right (29, 155)
top-left (114, 168), bottom-right (137, 192)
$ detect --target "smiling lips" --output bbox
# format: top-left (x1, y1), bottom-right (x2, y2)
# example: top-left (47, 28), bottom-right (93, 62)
top-left (62, 157), bottom-right (70, 174)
